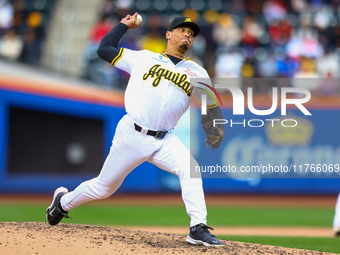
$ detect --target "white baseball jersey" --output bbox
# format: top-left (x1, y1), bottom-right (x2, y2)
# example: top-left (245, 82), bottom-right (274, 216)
top-left (113, 48), bottom-right (215, 131)
top-left (60, 48), bottom-right (211, 227)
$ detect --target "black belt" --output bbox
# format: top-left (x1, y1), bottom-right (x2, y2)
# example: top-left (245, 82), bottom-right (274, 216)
top-left (134, 123), bottom-right (168, 140)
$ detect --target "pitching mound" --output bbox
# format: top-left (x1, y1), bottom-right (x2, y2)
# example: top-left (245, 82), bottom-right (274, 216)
top-left (0, 222), bottom-right (334, 255)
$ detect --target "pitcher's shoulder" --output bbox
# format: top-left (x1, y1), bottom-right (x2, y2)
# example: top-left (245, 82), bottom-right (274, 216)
top-left (184, 60), bottom-right (209, 77)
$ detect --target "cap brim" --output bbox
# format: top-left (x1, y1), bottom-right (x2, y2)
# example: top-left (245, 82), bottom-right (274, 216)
top-left (172, 22), bottom-right (200, 37)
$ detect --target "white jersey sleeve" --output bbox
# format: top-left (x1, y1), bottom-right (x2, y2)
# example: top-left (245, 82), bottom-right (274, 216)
top-left (111, 48), bottom-right (142, 74)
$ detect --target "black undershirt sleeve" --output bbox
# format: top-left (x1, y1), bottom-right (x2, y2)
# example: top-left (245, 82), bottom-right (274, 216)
top-left (97, 23), bottom-right (129, 64)
top-left (208, 106), bottom-right (225, 130)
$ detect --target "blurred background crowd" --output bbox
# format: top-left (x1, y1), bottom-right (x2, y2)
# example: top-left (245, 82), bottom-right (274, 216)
top-left (0, 0), bottom-right (54, 65)
top-left (0, 0), bottom-right (340, 94)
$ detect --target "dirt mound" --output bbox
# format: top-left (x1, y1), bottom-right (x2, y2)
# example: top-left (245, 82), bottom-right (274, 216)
top-left (0, 222), bottom-right (335, 255)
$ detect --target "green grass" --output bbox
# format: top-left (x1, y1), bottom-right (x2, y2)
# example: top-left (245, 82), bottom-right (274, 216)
top-left (0, 205), bottom-right (334, 227)
top-left (222, 235), bottom-right (340, 254)
top-left (0, 204), bottom-right (337, 253)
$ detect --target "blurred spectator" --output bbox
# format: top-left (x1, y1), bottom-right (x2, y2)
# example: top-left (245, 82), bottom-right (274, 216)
top-left (81, 15), bottom-right (118, 88)
top-left (241, 58), bottom-right (256, 78)
top-left (213, 13), bottom-right (242, 49)
top-left (292, 57), bottom-right (321, 92)
top-left (138, 28), bottom-right (167, 53)
top-left (286, 33), bottom-right (303, 59)
top-left (300, 36), bottom-right (324, 59)
top-left (257, 51), bottom-right (278, 78)
top-left (0, 28), bottom-right (23, 60)
top-left (286, 31), bottom-right (324, 60)
top-left (263, 0), bottom-right (288, 24)
top-left (314, 4), bottom-right (335, 30)
top-left (18, 28), bottom-right (39, 65)
top-left (214, 48), bottom-right (244, 90)
top-left (138, 13), bottom-right (166, 53)
top-left (0, 0), bottom-right (53, 66)
top-left (268, 19), bottom-right (293, 46)
top-left (89, 15), bottom-right (114, 45)
top-left (114, 0), bottom-right (133, 21)
top-left (0, 0), bottom-right (13, 31)
top-left (291, 0), bottom-right (308, 13)
top-left (316, 49), bottom-right (340, 78)
top-left (316, 49), bottom-right (340, 96)
top-left (241, 15), bottom-right (265, 48)
top-left (215, 48), bottom-right (244, 79)
top-left (244, 0), bottom-right (263, 15)
top-left (100, 0), bottom-right (116, 17)
top-left (276, 55), bottom-right (299, 78)
top-left (11, 0), bottom-right (28, 32)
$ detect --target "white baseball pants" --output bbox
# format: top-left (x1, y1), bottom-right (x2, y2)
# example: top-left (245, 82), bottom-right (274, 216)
top-left (333, 193), bottom-right (340, 232)
top-left (60, 114), bottom-right (207, 226)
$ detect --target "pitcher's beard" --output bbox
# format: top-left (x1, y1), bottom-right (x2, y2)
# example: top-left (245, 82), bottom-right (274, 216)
top-left (179, 43), bottom-right (189, 51)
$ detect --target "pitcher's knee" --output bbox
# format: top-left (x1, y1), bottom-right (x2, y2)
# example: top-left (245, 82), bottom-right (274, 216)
top-left (95, 184), bottom-right (116, 199)
top-left (88, 179), bottom-right (116, 200)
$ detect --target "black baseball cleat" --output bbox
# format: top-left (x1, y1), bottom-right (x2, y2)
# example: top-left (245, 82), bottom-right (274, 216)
top-left (46, 187), bottom-right (69, 225)
top-left (335, 228), bottom-right (340, 237)
top-left (186, 223), bottom-right (225, 247)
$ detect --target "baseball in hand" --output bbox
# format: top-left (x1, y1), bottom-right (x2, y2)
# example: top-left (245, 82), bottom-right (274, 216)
top-left (135, 14), bottom-right (143, 25)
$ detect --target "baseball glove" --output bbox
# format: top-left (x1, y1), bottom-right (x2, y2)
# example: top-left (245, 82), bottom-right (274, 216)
top-left (201, 111), bottom-right (224, 150)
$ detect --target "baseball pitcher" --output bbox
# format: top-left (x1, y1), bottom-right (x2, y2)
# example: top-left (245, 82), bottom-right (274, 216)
top-left (46, 13), bottom-right (225, 247)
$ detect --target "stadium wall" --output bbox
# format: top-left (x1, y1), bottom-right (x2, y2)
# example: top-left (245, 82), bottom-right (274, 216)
top-left (0, 77), bottom-right (339, 194)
